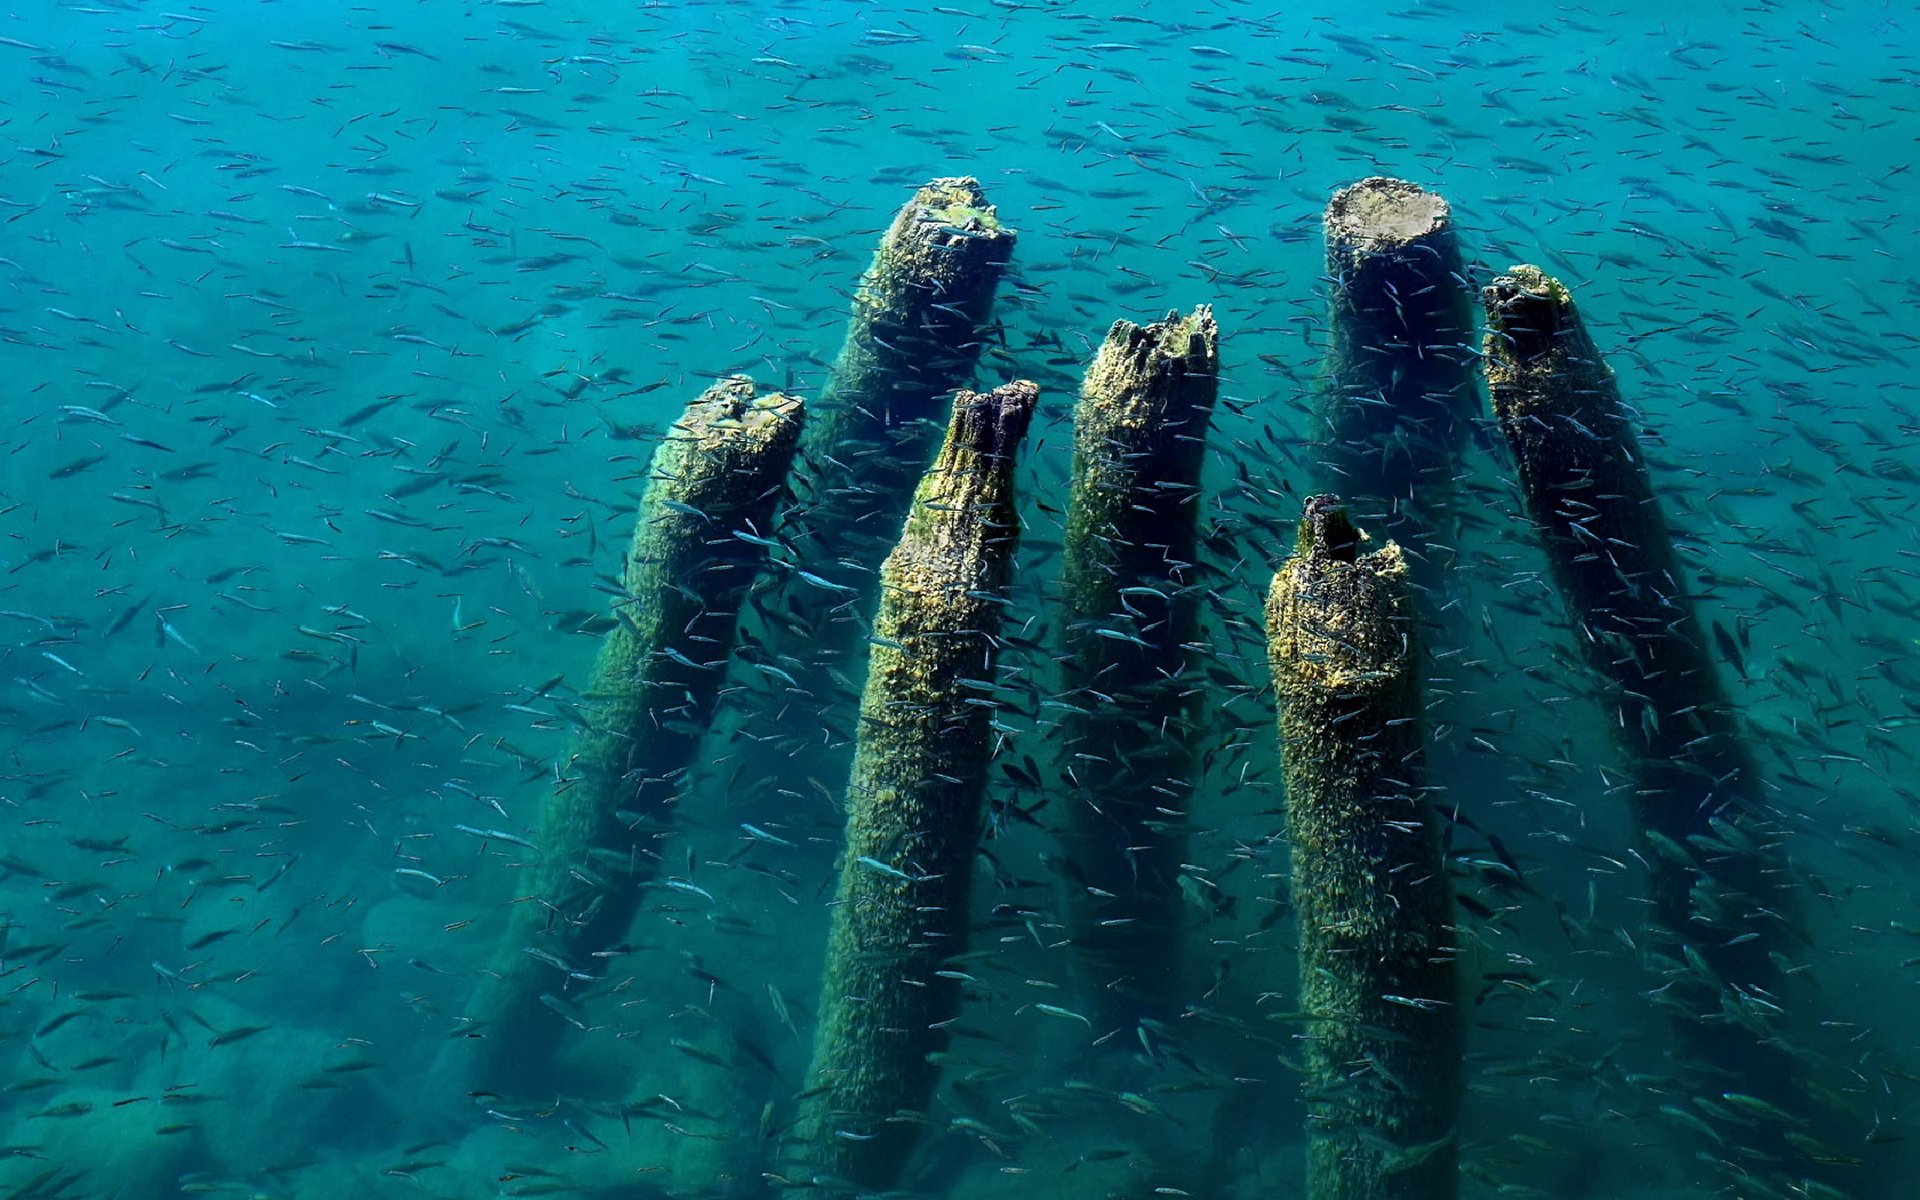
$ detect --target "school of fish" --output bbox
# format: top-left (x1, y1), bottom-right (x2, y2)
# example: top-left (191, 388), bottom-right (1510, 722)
top-left (0, 1), bottom-right (1915, 1199)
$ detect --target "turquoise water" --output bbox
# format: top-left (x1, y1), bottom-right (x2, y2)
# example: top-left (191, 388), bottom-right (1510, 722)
top-left (1, 0), bottom-right (1915, 1197)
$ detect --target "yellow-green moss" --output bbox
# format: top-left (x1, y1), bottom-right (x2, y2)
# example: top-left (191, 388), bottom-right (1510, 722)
top-left (788, 381), bottom-right (1037, 1194)
top-left (1056, 307), bottom-right (1219, 1028)
top-left (794, 177), bottom-right (1016, 574)
top-left (1266, 496), bottom-right (1460, 1200)
top-left (465, 377), bottom-right (803, 1096)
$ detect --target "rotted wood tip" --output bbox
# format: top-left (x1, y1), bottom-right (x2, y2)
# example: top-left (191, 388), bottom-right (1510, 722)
top-left (1176, 303), bottom-right (1219, 361)
top-left (1482, 264), bottom-right (1581, 364)
top-left (681, 375), bottom-right (805, 439)
top-left (1270, 497), bottom-right (1413, 695)
top-left (901, 175), bottom-right (1016, 250)
top-left (948, 379), bottom-right (1038, 462)
top-left (1104, 304), bottom-right (1219, 370)
top-left (1295, 494), bottom-right (1362, 564)
top-left (1324, 175), bottom-right (1453, 251)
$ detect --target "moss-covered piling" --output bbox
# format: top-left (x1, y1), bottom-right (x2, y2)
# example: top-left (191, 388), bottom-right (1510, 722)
top-left (1482, 265), bottom-right (1793, 1094)
top-left (1057, 307), bottom-right (1219, 1031)
top-left (795, 176), bottom-right (1015, 589)
top-left (1266, 496), bottom-right (1460, 1200)
top-left (1317, 177), bottom-right (1476, 580)
top-left (788, 380), bottom-right (1037, 1194)
top-left (467, 377), bottom-right (803, 1095)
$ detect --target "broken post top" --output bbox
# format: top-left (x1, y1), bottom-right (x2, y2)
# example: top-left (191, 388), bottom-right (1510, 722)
top-left (1323, 176), bottom-right (1456, 265)
top-left (885, 381), bottom-right (1035, 597)
top-left (1065, 305), bottom-right (1219, 595)
top-left (1077, 306), bottom-right (1219, 437)
top-left (876, 381), bottom-right (1036, 672)
top-left (1482, 264), bottom-right (1614, 417)
top-left (1294, 493), bottom-right (1362, 564)
top-left (1267, 495), bottom-right (1414, 698)
top-left (1097, 305), bottom-right (1219, 379)
top-left (670, 375), bottom-right (804, 456)
top-left (881, 175), bottom-right (1016, 279)
top-left (937, 378), bottom-right (1038, 471)
top-left (905, 176), bottom-right (1009, 236)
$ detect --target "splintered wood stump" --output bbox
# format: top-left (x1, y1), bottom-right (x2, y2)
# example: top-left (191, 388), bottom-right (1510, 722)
top-left (1057, 307), bottom-right (1219, 1031)
top-left (789, 381), bottom-right (1037, 1194)
top-left (1267, 496), bottom-right (1460, 1200)
top-left (467, 377), bottom-right (803, 1095)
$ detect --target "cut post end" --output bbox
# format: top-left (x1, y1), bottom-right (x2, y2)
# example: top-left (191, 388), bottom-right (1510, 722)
top-left (1325, 176), bottom-right (1452, 251)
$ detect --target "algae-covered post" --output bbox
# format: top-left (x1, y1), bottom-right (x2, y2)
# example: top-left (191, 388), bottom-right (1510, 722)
top-left (787, 380), bottom-right (1037, 1194)
top-left (465, 377), bottom-right (804, 1095)
top-left (1057, 307), bottom-right (1219, 1032)
top-left (1266, 496), bottom-right (1460, 1200)
top-left (1317, 177), bottom-right (1476, 583)
top-left (792, 176), bottom-right (1015, 597)
top-left (1481, 265), bottom-right (1794, 1092)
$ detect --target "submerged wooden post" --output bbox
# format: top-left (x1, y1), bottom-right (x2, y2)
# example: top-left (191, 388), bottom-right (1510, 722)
top-left (1057, 307), bottom-right (1219, 1031)
top-left (787, 381), bottom-right (1037, 1194)
top-left (794, 175), bottom-right (1016, 594)
top-left (758, 178), bottom-right (1015, 798)
top-left (1317, 177), bottom-right (1476, 582)
top-left (1481, 265), bottom-right (1794, 1093)
top-left (466, 377), bottom-right (804, 1095)
top-left (1266, 496), bottom-right (1460, 1200)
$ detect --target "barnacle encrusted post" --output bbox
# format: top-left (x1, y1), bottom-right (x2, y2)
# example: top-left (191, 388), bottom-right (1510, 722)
top-left (1317, 177), bottom-right (1476, 583)
top-left (1266, 496), bottom-right (1460, 1200)
top-left (789, 380), bottom-right (1036, 1193)
top-left (1057, 307), bottom-right (1219, 1031)
top-left (1482, 266), bottom-right (1795, 1095)
top-left (794, 176), bottom-right (1016, 592)
top-left (467, 377), bottom-right (803, 1095)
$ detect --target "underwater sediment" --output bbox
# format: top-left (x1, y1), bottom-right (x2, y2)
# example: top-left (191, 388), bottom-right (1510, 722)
top-left (1056, 306), bottom-right (1220, 1032)
top-left (787, 380), bottom-right (1038, 1193)
top-left (464, 377), bottom-right (804, 1094)
top-left (1266, 495), bottom-right (1461, 1200)
top-left (1316, 177), bottom-right (1477, 582)
top-left (1481, 266), bottom-right (1795, 1095)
